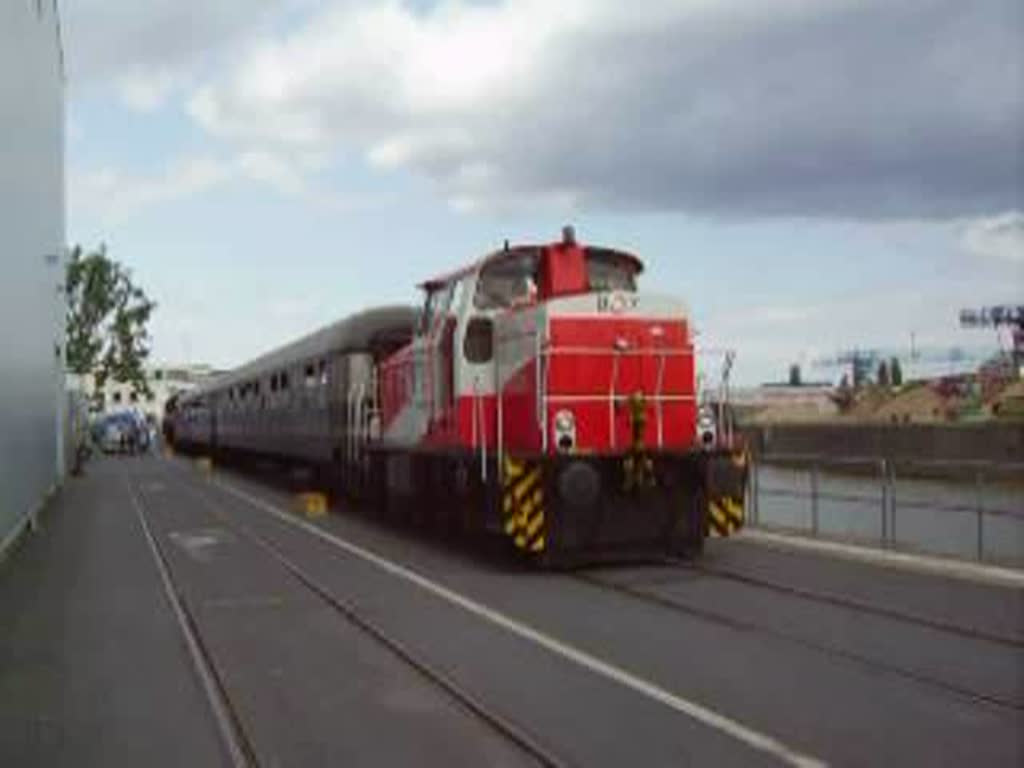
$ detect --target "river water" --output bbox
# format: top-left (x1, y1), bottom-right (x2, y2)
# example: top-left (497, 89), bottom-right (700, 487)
top-left (751, 463), bottom-right (1024, 567)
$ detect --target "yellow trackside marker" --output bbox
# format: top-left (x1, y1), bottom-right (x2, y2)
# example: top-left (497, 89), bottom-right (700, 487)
top-left (295, 492), bottom-right (328, 519)
top-left (515, 534), bottom-right (528, 548)
top-left (504, 518), bottom-right (517, 535)
top-left (526, 513), bottom-right (544, 539)
top-left (530, 536), bottom-right (545, 553)
top-left (503, 494), bottom-right (513, 513)
top-left (532, 489), bottom-right (543, 506)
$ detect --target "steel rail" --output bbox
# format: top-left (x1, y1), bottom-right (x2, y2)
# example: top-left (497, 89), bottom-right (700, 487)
top-left (177, 476), bottom-right (565, 768)
top-left (676, 559), bottom-right (1024, 649)
top-left (127, 480), bottom-right (259, 768)
top-left (573, 565), bottom-right (1022, 713)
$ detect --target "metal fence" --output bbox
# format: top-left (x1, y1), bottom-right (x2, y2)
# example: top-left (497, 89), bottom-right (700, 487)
top-left (748, 454), bottom-right (1024, 567)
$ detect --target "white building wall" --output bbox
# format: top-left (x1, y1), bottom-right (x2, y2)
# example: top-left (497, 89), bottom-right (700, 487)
top-left (0, 0), bottom-right (65, 552)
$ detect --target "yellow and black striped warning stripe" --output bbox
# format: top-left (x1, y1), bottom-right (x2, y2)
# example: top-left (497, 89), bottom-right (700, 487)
top-left (502, 456), bottom-right (546, 554)
top-left (708, 495), bottom-right (745, 537)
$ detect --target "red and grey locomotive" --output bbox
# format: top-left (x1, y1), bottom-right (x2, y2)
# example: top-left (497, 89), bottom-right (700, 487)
top-left (168, 228), bottom-right (748, 562)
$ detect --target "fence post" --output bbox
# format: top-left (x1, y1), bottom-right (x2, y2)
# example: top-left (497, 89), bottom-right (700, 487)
top-left (890, 461), bottom-right (898, 550)
top-left (750, 457), bottom-right (759, 526)
top-left (810, 463), bottom-right (819, 536)
top-left (880, 459), bottom-right (888, 547)
top-left (975, 468), bottom-right (984, 562)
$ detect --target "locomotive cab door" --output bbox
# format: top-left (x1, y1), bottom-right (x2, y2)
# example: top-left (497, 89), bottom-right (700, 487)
top-left (418, 279), bottom-right (461, 439)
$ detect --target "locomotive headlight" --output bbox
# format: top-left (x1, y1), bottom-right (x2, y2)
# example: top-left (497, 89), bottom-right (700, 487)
top-left (554, 410), bottom-right (575, 433)
top-left (554, 409), bottom-right (577, 452)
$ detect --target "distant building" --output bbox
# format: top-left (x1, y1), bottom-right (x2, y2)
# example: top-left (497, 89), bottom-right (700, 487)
top-left (75, 364), bottom-right (219, 424)
top-left (731, 385), bottom-right (839, 423)
top-left (0, 1), bottom-right (66, 554)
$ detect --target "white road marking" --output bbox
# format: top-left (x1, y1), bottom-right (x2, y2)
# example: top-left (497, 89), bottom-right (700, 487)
top-left (737, 529), bottom-right (1024, 590)
top-left (214, 477), bottom-right (827, 768)
top-left (127, 481), bottom-right (251, 768)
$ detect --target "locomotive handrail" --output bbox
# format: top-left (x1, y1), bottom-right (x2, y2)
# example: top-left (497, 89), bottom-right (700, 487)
top-left (542, 345), bottom-right (693, 357)
top-left (609, 339), bottom-right (626, 450)
top-left (546, 393), bottom-right (696, 402)
top-left (654, 348), bottom-right (667, 450)
top-left (537, 335), bottom-right (550, 453)
top-left (473, 376), bottom-right (487, 482)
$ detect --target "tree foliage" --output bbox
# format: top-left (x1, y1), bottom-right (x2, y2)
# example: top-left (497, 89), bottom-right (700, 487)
top-left (788, 363), bottom-right (802, 386)
top-left (65, 244), bottom-right (156, 400)
top-left (890, 356), bottom-right (903, 387)
top-left (877, 359), bottom-right (891, 388)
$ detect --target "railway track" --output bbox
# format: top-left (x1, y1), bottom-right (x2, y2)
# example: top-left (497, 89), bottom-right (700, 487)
top-left (573, 564), bottom-right (1023, 713)
top-left (677, 558), bottom-right (1023, 649)
top-left (132, 476), bottom-right (564, 768)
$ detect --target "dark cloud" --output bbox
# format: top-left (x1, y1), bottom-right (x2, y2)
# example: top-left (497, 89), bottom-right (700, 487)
top-left (478, 0), bottom-right (1023, 217)
top-left (101, 0), bottom-right (1023, 219)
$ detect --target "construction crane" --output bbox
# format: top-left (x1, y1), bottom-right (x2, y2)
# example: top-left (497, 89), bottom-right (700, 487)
top-left (959, 305), bottom-right (1024, 375)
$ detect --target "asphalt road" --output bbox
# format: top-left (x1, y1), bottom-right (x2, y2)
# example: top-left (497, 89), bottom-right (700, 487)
top-left (4, 454), bottom-right (1023, 767)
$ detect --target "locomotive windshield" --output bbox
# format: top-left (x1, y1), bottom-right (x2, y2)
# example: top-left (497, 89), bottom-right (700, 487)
top-left (474, 249), bottom-right (541, 310)
top-left (472, 245), bottom-right (641, 309)
top-left (585, 248), bottom-right (640, 292)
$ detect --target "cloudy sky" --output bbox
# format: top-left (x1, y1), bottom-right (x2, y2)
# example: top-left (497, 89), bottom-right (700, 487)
top-left (63, 0), bottom-right (1022, 385)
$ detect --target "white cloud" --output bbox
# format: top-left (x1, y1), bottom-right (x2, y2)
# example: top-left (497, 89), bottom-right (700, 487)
top-left (70, 148), bottom-right (364, 222)
top-left (960, 212), bottom-right (1024, 264)
top-left (115, 70), bottom-right (182, 113)
top-left (70, 156), bottom-right (233, 223)
top-left (182, 0), bottom-right (1022, 218)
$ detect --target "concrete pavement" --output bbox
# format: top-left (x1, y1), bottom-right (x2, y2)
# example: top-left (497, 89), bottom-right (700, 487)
top-left (3, 453), bottom-right (1022, 766)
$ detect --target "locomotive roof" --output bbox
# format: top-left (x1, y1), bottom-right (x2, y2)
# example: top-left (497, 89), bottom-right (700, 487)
top-left (194, 304), bottom-right (418, 397)
top-left (419, 243), bottom-right (645, 290)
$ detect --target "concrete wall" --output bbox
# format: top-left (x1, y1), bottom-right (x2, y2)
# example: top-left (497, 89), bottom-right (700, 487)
top-left (744, 423), bottom-right (1024, 465)
top-left (0, 0), bottom-right (65, 552)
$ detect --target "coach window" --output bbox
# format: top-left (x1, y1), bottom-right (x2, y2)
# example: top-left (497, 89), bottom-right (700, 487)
top-left (318, 359), bottom-right (328, 385)
top-left (305, 363), bottom-right (316, 388)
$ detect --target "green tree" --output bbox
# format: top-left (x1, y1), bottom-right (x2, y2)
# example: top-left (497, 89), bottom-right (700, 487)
top-left (877, 359), bottom-right (890, 388)
top-left (65, 244), bottom-right (156, 402)
top-left (890, 356), bottom-right (903, 387)
top-left (788, 363), bottom-right (802, 386)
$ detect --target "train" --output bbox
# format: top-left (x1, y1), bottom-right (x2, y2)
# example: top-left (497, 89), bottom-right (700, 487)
top-left (165, 227), bottom-right (749, 564)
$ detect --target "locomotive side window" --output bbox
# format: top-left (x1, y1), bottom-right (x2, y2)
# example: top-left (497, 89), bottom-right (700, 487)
top-left (464, 317), bottom-right (494, 363)
top-left (473, 249), bottom-right (540, 310)
top-left (585, 248), bottom-right (640, 292)
top-left (419, 281), bottom-right (456, 336)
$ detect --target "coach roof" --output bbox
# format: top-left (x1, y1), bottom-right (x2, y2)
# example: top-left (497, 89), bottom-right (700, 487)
top-left (197, 304), bottom-right (418, 396)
